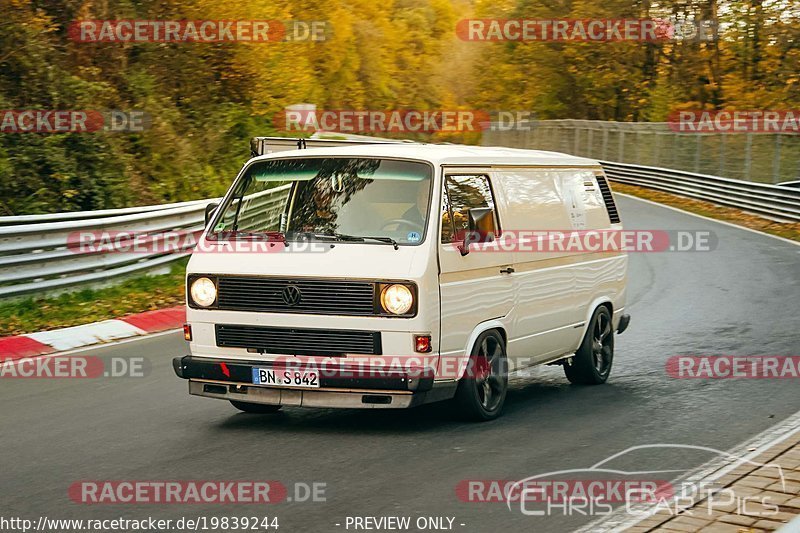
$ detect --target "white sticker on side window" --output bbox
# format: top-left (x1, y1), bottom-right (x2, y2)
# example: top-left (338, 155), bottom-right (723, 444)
top-left (561, 173), bottom-right (587, 230)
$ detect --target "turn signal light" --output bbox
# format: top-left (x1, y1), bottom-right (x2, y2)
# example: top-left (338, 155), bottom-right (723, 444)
top-left (183, 324), bottom-right (192, 341)
top-left (414, 335), bottom-right (432, 353)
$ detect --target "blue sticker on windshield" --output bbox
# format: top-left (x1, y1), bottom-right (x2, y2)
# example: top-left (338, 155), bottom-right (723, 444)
top-left (407, 231), bottom-right (421, 242)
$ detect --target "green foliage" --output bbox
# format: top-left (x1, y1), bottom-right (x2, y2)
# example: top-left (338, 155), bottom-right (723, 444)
top-left (0, 0), bottom-right (796, 215)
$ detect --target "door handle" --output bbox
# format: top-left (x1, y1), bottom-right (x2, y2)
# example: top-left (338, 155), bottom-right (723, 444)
top-left (500, 267), bottom-right (515, 274)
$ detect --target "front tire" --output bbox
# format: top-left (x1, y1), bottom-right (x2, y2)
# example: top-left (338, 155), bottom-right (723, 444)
top-left (453, 330), bottom-right (508, 421)
top-left (564, 306), bottom-right (614, 385)
top-left (230, 400), bottom-right (282, 414)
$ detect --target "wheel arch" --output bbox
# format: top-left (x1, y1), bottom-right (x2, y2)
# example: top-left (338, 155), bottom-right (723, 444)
top-left (453, 319), bottom-right (507, 380)
top-left (577, 297), bottom-right (613, 343)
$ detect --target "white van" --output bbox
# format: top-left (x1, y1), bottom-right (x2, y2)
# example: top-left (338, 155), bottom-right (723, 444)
top-left (173, 139), bottom-right (629, 421)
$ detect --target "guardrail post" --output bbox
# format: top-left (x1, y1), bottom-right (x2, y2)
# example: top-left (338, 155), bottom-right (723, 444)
top-left (636, 130), bottom-right (643, 165)
top-left (772, 135), bottom-right (782, 184)
top-left (694, 135), bottom-right (701, 173)
top-left (587, 128), bottom-right (594, 158)
top-left (653, 132), bottom-right (662, 167)
top-left (744, 133), bottom-right (753, 180)
top-left (672, 133), bottom-right (679, 169)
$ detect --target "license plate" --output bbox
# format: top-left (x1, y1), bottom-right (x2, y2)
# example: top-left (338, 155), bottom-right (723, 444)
top-left (252, 367), bottom-right (320, 389)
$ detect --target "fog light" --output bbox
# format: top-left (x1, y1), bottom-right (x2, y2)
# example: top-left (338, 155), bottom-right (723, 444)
top-left (183, 324), bottom-right (192, 341)
top-left (414, 334), bottom-right (432, 353)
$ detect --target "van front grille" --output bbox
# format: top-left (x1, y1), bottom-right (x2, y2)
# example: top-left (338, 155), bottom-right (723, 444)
top-left (215, 324), bottom-right (382, 356)
top-left (216, 276), bottom-right (375, 315)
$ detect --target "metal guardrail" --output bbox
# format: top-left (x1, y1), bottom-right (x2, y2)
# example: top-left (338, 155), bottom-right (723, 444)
top-left (0, 198), bottom-right (212, 226)
top-left (0, 184), bottom-right (290, 299)
top-left (0, 199), bottom-right (213, 299)
top-left (601, 161), bottom-right (800, 223)
top-left (483, 119), bottom-right (800, 184)
top-left (1, 148), bottom-right (798, 300)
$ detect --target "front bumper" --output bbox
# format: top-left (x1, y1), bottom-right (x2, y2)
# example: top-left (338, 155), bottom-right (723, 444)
top-left (173, 355), bottom-right (454, 409)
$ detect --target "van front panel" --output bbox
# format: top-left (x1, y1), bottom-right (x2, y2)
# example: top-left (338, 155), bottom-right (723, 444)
top-left (185, 155), bottom-right (444, 378)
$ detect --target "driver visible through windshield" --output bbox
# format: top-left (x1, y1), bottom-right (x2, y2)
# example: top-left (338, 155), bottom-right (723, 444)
top-left (210, 157), bottom-right (433, 246)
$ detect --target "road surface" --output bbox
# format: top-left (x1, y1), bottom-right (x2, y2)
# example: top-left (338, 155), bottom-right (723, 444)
top-left (2, 195), bottom-right (799, 532)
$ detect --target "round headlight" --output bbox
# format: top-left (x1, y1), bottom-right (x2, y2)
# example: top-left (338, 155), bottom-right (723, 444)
top-left (381, 284), bottom-right (413, 315)
top-left (190, 277), bottom-right (217, 307)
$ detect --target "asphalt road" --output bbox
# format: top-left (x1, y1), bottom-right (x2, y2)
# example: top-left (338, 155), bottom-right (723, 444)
top-left (2, 195), bottom-right (799, 533)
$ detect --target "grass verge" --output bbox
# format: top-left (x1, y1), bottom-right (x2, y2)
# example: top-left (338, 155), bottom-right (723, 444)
top-left (611, 182), bottom-right (800, 242)
top-left (0, 260), bottom-right (186, 337)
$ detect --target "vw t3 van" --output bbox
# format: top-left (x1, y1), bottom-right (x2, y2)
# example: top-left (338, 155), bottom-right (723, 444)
top-left (173, 140), bottom-right (630, 421)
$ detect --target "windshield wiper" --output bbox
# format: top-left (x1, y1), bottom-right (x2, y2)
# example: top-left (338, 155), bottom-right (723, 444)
top-left (294, 232), bottom-right (399, 250)
top-left (292, 231), bottom-right (339, 241)
top-left (339, 233), bottom-right (399, 250)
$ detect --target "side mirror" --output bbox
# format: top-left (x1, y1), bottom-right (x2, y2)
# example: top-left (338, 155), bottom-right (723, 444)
top-left (458, 207), bottom-right (495, 256)
top-left (204, 202), bottom-right (219, 227)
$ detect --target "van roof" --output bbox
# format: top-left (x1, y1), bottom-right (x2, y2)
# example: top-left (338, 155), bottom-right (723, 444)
top-left (250, 142), bottom-right (601, 168)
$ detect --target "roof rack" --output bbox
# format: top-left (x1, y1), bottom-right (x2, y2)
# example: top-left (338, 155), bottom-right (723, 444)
top-left (249, 133), bottom-right (412, 157)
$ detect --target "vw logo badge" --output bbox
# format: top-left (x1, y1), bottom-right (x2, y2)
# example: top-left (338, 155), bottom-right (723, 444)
top-left (282, 285), bottom-right (302, 306)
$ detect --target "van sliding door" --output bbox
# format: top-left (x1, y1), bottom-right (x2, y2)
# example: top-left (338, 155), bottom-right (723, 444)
top-left (490, 169), bottom-right (586, 363)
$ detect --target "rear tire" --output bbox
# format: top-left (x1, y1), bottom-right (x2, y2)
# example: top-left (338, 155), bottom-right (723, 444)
top-left (453, 330), bottom-right (508, 421)
top-left (229, 400), bottom-right (282, 414)
top-left (564, 306), bottom-right (614, 385)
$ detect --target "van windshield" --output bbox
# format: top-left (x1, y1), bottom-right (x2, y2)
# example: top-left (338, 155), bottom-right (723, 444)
top-left (209, 158), bottom-right (432, 246)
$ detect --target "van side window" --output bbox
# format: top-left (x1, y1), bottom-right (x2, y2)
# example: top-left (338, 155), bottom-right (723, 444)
top-left (444, 174), bottom-right (500, 242)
